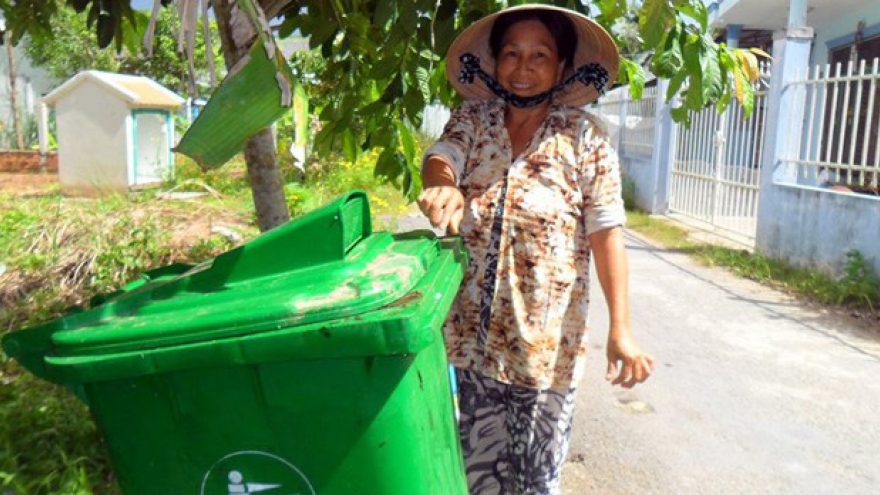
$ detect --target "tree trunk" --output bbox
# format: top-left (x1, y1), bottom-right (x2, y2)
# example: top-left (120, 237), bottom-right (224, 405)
top-left (210, 0), bottom-right (290, 232)
top-left (5, 31), bottom-right (25, 150)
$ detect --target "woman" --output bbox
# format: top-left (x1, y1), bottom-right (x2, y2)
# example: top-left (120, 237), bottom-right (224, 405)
top-left (418, 5), bottom-right (655, 494)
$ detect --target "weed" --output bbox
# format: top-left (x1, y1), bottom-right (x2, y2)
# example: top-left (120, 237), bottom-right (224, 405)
top-left (166, 155), bottom-right (251, 196)
top-left (621, 174), bottom-right (637, 211)
top-left (284, 182), bottom-right (319, 218)
top-left (836, 250), bottom-right (880, 309)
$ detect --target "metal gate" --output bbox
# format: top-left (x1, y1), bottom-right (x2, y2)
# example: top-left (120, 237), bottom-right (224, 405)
top-left (669, 83), bottom-right (770, 246)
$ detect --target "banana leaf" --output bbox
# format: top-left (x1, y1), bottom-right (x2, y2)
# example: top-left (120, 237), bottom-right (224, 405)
top-left (175, 0), bottom-right (294, 169)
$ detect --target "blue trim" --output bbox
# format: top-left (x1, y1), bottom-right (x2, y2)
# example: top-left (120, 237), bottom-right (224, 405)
top-left (166, 113), bottom-right (174, 179)
top-left (131, 110), bottom-right (138, 183)
top-left (726, 24), bottom-right (743, 47)
top-left (826, 21), bottom-right (880, 51)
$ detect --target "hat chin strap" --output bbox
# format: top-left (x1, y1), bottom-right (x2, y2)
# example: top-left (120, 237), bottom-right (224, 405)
top-left (458, 53), bottom-right (610, 108)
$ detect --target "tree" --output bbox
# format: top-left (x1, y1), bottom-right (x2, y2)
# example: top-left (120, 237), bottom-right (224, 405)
top-left (2, 0), bottom-right (766, 232)
top-left (24, 1), bottom-right (221, 99)
top-left (4, 29), bottom-right (25, 149)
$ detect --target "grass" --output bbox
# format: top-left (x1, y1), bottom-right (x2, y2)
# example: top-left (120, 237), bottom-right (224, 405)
top-left (0, 152), bottom-right (417, 495)
top-left (625, 210), bottom-right (880, 312)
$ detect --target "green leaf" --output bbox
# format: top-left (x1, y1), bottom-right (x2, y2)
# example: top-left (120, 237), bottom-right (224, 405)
top-left (342, 129), bottom-right (358, 162)
top-left (597, 0), bottom-right (628, 19)
top-left (639, 0), bottom-right (675, 47)
top-left (666, 69), bottom-right (688, 101)
top-left (306, 21), bottom-right (338, 50)
top-left (119, 7), bottom-right (145, 55)
top-left (402, 167), bottom-right (413, 197)
top-left (681, 33), bottom-right (703, 110)
top-left (176, 32), bottom-right (295, 169)
top-left (397, 0), bottom-right (419, 33)
top-left (684, 80), bottom-right (703, 110)
top-left (344, 12), bottom-right (377, 54)
top-left (69, 0), bottom-right (90, 13)
top-left (670, 105), bottom-right (690, 126)
top-left (278, 17), bottom-right (297, 38)
top-left (652, 22), bottom-right (683, 78)
top-left (619, 57), bottom-right (645, 99)
top-left (699, 34), bottom-right (723, 104)
top-left (716, 89), bottom-right (732, 114)
top-left (381, 74), bottom-right (404, 103)
top-left (432, 6), bottom-right (457, 54)
top-left (96, 10), bottom-right (114, 48)
top-left (373, 0), bottom-right (395, 26)
top-left (375, 147), bottom-right (403, 181)
top-left (672, 0), bottom-right (708, 31)
top-left (737, 66), bottom-right (756, 118)
top-left (416, 66), bottom-right (431, 104)
top-left (396, 121), bottom-right (416, 165)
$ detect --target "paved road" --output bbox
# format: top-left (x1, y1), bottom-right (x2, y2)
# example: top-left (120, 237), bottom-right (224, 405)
top-left (562, 232), bottom-right (880, 495)
top-left (392, 211), bottom-right (880, 494)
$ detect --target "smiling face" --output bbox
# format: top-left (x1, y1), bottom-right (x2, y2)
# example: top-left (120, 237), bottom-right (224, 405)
top-left (494, 20), bottom-right (565, 99)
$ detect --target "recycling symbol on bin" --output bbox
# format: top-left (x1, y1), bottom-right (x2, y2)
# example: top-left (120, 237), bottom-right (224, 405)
top-left (201, 451), bottom-right (316, 495)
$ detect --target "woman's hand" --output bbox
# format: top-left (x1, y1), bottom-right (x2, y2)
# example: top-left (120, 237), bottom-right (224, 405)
top-left (418, 185), bottom-right (465, 235)
top-left (605, 334), bottom-right (655, 388)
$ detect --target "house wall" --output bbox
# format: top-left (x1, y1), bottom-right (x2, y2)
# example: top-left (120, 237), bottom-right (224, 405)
top-left (812, 4), bottom-right (880, 66)
top-left (757, 184), bottom-right (880, 275)
top-left (55, 82), bottom-right (131, 195)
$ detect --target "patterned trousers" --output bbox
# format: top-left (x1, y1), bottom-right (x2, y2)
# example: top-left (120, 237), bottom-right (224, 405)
top-left (455, 368), bottom-right (578, 495)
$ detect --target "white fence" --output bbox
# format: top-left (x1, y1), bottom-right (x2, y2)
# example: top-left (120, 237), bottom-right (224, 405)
top-left (620, 86), bottom-right (658, 157)
top-left (668, 63), bottom-right (772, 244)
top-left (784, 58), bottom-right (880, 191)
top-left (589, 86), bottom-right (658, 157)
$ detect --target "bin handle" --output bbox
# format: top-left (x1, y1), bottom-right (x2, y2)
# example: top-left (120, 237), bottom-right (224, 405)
top-left (212, 191), bottom-right (373, 284)
top-left (2, 320), bottom-right (63, 385)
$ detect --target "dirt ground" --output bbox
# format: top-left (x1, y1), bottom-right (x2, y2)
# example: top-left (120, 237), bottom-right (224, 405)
top-left (0, 172), bottom-right (254, 251)
top-left (0, 172), bottom-right (59, 197)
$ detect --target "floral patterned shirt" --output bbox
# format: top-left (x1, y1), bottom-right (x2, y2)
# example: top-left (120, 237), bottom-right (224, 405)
top-left (424, 98), bottom-right (626, 391)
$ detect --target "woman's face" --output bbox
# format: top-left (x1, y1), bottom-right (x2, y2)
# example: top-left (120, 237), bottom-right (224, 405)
top-left (494, 19), bottom-right (565, 99)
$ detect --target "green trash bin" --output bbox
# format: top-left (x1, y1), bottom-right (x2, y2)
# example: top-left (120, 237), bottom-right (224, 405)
top-left (2, 191), bottom-right (469, 495)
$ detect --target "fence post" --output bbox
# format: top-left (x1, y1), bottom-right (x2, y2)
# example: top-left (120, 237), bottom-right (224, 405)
top-left (650, 80), bottom-right (676, 214)
top-left (711, 112), bottom-right (728, 225)
top-left (755, 0), bottom-right (813, 251)
top-left (617, 86), bottom-right (628, 153)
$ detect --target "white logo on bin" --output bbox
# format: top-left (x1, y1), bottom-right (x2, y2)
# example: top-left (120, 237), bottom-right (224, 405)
top-left (201, 451), bottom-right (315, 495)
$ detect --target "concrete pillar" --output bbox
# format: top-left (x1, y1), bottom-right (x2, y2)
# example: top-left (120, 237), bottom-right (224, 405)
top-left (650, 80), bottom-right (677, 214)
top-left (787, 0), bottom-right (809, 29)
top-left (726, 24), bottom-right (743, 49)
top-left (754, 0), bottom-right (813, 252)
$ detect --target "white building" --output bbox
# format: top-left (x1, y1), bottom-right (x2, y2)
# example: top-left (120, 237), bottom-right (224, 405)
top-left (43, 70), bottom-right (184, 196)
